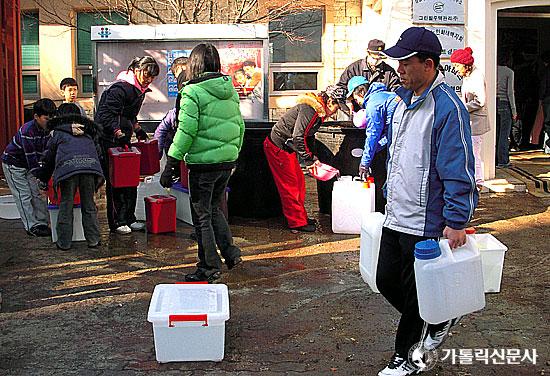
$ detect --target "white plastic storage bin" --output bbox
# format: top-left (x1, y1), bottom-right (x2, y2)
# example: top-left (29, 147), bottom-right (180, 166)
top-left (414, 238), bottom-right (485, 324)
top-left (473, 234), bottom-right (508, 293)
top-left (0, 195), bottom-right (20, 219)
top-left (48, 205), bottom-right (86, 242)
top-left (171, 183), bottom-right (193, 224)
top-left (136, 174), bottom-right (166, 221)
top-left (359, 212), bottom-right (385, 293)
top-left (332, 177), bottom-right (374, 234)
top-left (147, 283), bottom-right (230, 363)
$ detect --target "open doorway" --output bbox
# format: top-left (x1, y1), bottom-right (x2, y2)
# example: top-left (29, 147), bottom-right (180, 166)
top-left (497, 6), bottom-right (550, 150)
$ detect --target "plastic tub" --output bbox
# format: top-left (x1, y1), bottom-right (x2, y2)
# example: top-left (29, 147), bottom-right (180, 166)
top-left (145, 195), bottom-right (177, 234)
top-left (147, 283), bottom-right (230, 363)
top-left (136, 175), bottom-right (166, 221)
top-left (473, 234), bottom-right (508, 293)
top-left (0, 195), bottom-right (20, 219)
top-left (108, 146), bottom-right (141, 188)
top-left (133, 139), bottom-right (160, 176)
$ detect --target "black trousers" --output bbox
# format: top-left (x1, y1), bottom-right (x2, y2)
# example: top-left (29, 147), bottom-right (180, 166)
top-left (188, 169), bottom-right (241, 274)
top-left (376, 227), bottom-right (445, 355)
top-left (371, 148), bottom-right (388, 213)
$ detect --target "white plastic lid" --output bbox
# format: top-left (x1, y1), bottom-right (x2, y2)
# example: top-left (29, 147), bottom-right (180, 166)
top-left (147, 283), bottom-right (229, 327)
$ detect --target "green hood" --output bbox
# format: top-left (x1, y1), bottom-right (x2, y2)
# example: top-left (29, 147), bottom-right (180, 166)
top-left (168, 73), bottom-right (245, 165)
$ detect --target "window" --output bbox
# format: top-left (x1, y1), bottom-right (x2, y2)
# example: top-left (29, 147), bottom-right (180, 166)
top-left (76, 11), bottom-right (128, 95)
top-left (268, 9), bottom-right (324, 95)
top-left (273, 72), bottom-right (318, 91)
top-left (269, 10), bottom-right (323, 63)
top-left (21, 11), bottom-right (40, 99)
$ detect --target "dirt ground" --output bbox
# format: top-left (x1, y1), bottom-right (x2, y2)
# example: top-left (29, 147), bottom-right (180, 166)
top-left (0, 178), bottom-right (548, 375)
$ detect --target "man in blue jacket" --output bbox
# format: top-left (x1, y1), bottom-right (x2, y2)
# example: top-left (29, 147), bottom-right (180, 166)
top-left (375, 28), bottom-right (478, 376)
top-left (347, 77), bottom-right (399, 212)
top-left (2, 99), bottom-right (56, 237)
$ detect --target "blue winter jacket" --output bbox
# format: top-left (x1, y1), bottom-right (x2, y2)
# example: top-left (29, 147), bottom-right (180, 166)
top-left (360, 82), bottom-right (400, 168)
top-left (384, 73), bottom-right (478, 237)
top-left (2, 120), bottom-right (50, 170)
top-left (153, 108), bottom-right (177, 158)
top-left (33, 114), bottom-right (104, 189)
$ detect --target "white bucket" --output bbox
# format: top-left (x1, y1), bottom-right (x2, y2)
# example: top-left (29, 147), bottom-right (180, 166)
top-left (359, 212), bottom-right (385, 293)
top-left (472, 234), bottom-right (508, 293)
top-left (0, 195), bottom-right (20, 220)
top-left (147, 283), bottom-right (230, 363)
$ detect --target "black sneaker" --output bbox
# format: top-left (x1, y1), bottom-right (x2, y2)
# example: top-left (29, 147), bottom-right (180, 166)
top-left (226, 256), bottom-right (242, 270)
top-left (27, 224), bottom-right (51, 237)
top-left (289, 223), bottom-right (316, 233)
top-left (424, 316), bottom-right (462, 350)
top-left (184, 270), bottom-right (221, 283)
top-left (378, 353), bottom-right (420, 376)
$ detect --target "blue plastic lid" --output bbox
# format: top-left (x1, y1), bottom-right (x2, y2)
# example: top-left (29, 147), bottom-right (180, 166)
top-left (414, 239), bottom-right (441, 260)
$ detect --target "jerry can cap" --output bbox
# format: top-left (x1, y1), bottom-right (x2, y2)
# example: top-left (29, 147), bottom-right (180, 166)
top-left (414, 239), bottom-right (441, 260)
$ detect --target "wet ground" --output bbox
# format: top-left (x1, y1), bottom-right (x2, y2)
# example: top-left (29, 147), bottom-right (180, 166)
top-left (0, 169), bottom-right (548, 375)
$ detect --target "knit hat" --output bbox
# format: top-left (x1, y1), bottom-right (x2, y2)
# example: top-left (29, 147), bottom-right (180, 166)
top-left (450, 47), bottom-right (474, 66)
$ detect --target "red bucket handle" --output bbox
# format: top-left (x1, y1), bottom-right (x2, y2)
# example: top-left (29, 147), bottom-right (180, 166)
top-left (169, 314), bottom-right (208, 327)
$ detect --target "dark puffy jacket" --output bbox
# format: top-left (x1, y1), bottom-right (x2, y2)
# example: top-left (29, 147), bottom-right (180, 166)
top-left (269, 93), bottom-right (327, 166)
top-left (94, 80), bottom-right (150, 147)
top-left (337, 59), bottom-right (401, 95)
top-left (34, 114), bottom-right (104, 189)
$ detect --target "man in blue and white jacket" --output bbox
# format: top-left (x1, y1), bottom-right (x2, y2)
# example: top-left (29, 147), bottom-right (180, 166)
top-left (375, 28), bottom-right (479, 376)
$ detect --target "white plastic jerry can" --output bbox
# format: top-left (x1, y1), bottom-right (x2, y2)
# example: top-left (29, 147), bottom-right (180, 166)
top-left (331, 176), bottom-right (375, 234)
top-left (359, 211), bottom-right (385, 293)
top-left (414, 238), bottom-right (485, 324)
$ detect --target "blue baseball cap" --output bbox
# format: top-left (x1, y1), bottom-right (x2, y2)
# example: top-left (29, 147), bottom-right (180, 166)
top-left (346, 76), bottom-right (369, 99)
top-left (382, 27), bottom-right (442, 60)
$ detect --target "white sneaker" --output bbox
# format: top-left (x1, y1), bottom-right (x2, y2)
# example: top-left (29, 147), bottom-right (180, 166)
top-left (115, 225), bottom-right (132, 235)
top-left (424, 316), bottom-right (462, 351)
top-left (378, 353), bottom-right (420, 376)
top-left (129, 222), bottom-right (145, 231)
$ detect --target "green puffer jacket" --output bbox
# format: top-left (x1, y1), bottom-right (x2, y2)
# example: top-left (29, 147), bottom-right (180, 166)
top-left (168, 73), bottom-right (245, 168)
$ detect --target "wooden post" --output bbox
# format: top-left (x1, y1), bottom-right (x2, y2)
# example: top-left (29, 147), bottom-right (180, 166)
top-left (0, 0), bottom-right (23, 162)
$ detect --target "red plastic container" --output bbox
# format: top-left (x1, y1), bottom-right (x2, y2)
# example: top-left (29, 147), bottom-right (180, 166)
top-left (180, 161), bottom-right (189, 189)
top-left (145, 195), bottom-right (177, 234)
top-left (133, 139), bottom-right (160, 176)
top-left (47, 179), bottom-right (80, 205)
top-left (108, 146), bottom-right (141, 188)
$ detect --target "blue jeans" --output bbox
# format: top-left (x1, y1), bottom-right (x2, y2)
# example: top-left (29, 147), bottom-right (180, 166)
top-left (188, 169), bottom-right (241, 274)
top-left (496, 99), bottom-right (512, 166)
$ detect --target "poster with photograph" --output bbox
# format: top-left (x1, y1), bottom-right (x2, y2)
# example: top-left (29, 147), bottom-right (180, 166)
top-left (167, 49), bottom-right (191, 97)
top-left (217, 41), bottom-right (264, 120)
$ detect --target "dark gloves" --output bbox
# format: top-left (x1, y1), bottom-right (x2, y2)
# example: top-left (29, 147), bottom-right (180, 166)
top-left (359, 165), bottom-right (370, 181)
top-left (134, 127), bottom-right (149, 141)
top-left (37, 180), bottom-right (48, 191)
top-left (160, 156), bottom-right (181, 188)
